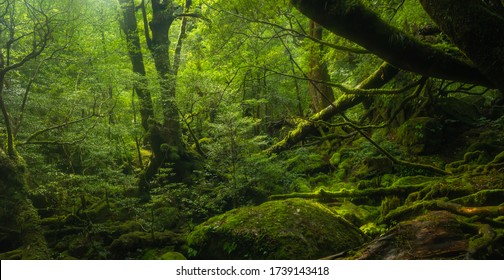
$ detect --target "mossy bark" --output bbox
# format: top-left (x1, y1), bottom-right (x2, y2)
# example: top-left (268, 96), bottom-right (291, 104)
top-left (0, 151), bottom-right (49, 259)
top-left (267, 62), bottom-right (398, 154)
top-left (308, 20), bottom-right (335, 112)
top-left (419, 0), bottom-right (504, 92)
top-left (118, 0), bottom-right (155, 132)
top-left (290, 0), bottom-right (492, 87)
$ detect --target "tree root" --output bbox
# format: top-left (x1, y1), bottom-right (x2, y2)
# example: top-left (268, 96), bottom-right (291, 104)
top-left (269, 185), bottom-right (427, 201)
top-left (382, 199), bottom-right (504, 225)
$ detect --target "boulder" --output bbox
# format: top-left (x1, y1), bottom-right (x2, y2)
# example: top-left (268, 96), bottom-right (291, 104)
top-left (187, 198), bottom-right (368, 259)
top-left (397, 117), bottom-right (444, 154)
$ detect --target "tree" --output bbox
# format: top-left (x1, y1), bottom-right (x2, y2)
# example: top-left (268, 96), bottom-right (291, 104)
top-left (267, 0), bottom-right (504, 153)
top-left (1, 0), bottom-right (53, 158)
top-left (307, 20), bottom-right (335, 112)
top-left (117, 0), bottom-right (199, 198)
top-left (290, 0), bottom-right (502, 91)
top-left (0, 0), bottom-right (58, 259)
top-left (418, 0), bottom-right (504, 93)
top-left (117, 0), bottom-right (154, 132)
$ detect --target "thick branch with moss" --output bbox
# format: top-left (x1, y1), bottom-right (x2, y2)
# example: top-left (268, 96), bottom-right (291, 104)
top-left (290, 0), bottom-right (493, 87)
top-left (266, 62), bottom-right (398, 154)
top-left (420, 0), bottom-right (504, 92)
top-left (269, 185), bottom-right (427, 201)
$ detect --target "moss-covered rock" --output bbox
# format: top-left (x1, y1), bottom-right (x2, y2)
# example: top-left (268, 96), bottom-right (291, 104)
top-left (160, 251), bottom-right (186, 260)
top-left (109, 230), bottom-right (184, 259)
top-left (397, 117), bottom-right (444, 155)
top-left (434, 97), bottom-right (480, 126)
top-left (187, 198), bottom-right (368, 259)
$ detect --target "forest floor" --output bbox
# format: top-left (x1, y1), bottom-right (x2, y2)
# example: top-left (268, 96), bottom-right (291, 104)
top-left (2, 100), bottom-right (504, 260)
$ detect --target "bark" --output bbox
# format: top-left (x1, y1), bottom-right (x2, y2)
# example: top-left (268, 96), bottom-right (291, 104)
top-left (308, 21), bottom-right (335, 112)
top-left (174, 0), bottom-right (192, 76)
top-left (0, 72), bottom-right (15, 157)
top-left (419, 0), bottom-right (504, 92)
top-left (269, 184), bottom-right (425, 201)
top-left (148, 0), bottom-right (183, 150)
top-left (267, 62), bottom-right (398, 154)
top-left (137, 0), bottom-right (192, 196)
top-left (118, 0), bottom-right (154, 132)
top-left (0, 151), bottom-right (49, 259)
top-left (290, 0), bottom-right (493, 87)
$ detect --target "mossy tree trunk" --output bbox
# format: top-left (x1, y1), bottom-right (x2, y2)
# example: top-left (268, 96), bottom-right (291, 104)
top-left (118, 0), bottom-right (155, 132)
top-left (0, 150), bottom-right (49, 259)
top-left (119, 0), bottom-right (195, 198)
top-left (308, 20), bottom-right (335, 112)
top-left (419, 0), bottom-right (504, 93)
top-left (137, 0), bottom-right (194, 197)
top-left (290, 0), bottom-right (493, 87)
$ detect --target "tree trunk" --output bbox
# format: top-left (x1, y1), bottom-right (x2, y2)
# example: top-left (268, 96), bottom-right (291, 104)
top-left (308, 21), bottom-right (335, 112)
top-left (118, 0), bottom-right (154, 132)
top-left (419, 0), bottom-right (504, 92)
top-left (0, 150), bottom-right (49, 259)
top-left (0, 71), bottom-right (15, 158)
top-left (290, 0), bottom-right (493, 87)
top-left (142, 0), bottom-right (192, 191)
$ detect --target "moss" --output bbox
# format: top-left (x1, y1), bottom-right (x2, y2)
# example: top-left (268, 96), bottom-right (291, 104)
top-left (160, 251), bottom-right (186, 260)
top-left (332, 201), bottom-right (377, 226)
top-left (0, 249), bottom-right (23, 260)
top-left (451, 190), bottom-right (504, 207)
top-left (110, 230), bottom-right (183, 258)
top-left (187, 199), bottom-right (368, 259)
top-left (380, 196), bottom-right (402, 218)
top-left (397, 117), bottom-right (444, 155)
top-left (390, 175), bottom-right (437, 187)
top-left (329, 152), bottom-right (341, 166)
top-left (82, 201), bottom-right (111, 223)
top-left (380, 200), bottom-right (435, 224)
top-left (359, 223), bottom-right (387, 238)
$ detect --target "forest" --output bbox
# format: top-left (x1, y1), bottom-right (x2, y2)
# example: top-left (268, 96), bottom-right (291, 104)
top-left (1, 0), bottom-right (504, 260)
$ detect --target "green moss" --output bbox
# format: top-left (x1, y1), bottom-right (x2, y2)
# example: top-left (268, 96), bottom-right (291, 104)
top-left (83, 201), bottom-right (111, 223)
top-left (397, 117), bottom-right (443, 155)
top-left (160, 251), bottom-right (186, 260)
top-left (0, 249), bottom-right (23, 260)
top-left (332, 201), bottom-right (377, 226)
top-left (359, 222), bottom-right (387, 238)
top-left (329, 152), bottom-right (341, 166)
top-left (110, 231), bottom-right (182, 255)
top-left (188, 199), bottom-right (368, 259)
top-left (380, 196), bottom-right (402, 218)
top-left (390, 175), bottom-right (437, 188)
top-left (451, 190), bottom-right (504, 207)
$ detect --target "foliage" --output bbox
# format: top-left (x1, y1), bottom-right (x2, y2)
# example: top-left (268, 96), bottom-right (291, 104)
top-left (1, 0), bottom-right (504, 260)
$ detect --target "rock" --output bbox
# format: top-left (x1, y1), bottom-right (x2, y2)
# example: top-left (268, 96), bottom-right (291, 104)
top-left (110, 231), bottom-right (183, 259)
top-left (435, 97), bottom-right (480, 126)
top-left (160, 251), bottom-right (186, 260)
top-left (350, 211), bottom-right (469, 259)
top-left (397, 117), bottom-right (444, 155)
top-left (187, 198), bottom-right (368, 259)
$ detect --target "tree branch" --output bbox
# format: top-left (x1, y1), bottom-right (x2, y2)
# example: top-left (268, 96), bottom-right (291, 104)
top-left (419, 0), bottom-right (504, 92)
top-left (266, 62), bottom-right (399, 154)
top-left (22, 115), bottom-right (96, 144)
top-left (290, 0), bottom-right (493, 87)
